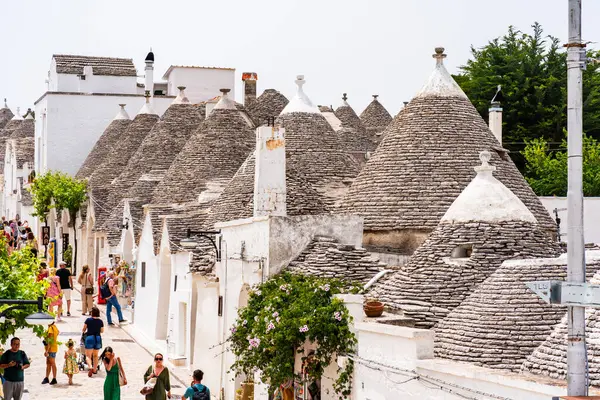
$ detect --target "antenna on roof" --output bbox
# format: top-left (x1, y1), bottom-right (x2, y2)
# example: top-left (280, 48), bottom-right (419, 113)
top-left (433, 47), bottom-right (447, 65)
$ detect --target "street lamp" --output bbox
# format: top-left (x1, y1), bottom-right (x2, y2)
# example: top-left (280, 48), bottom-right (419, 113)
top-left (0, 296), bottom-right (54, 327)
top-left (179, 229), bottom-right (222, 261)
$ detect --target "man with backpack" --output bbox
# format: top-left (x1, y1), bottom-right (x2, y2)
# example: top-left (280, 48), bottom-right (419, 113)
top-left (101, 271), bottom-right (126, 326)
top-left (183, 369), bottom-right (210, 400)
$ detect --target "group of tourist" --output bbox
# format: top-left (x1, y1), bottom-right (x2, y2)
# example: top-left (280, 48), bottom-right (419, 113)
top-left (1, 330), bottom-right (210, 399)
top-left (2, 216), bottom-right (38, 256)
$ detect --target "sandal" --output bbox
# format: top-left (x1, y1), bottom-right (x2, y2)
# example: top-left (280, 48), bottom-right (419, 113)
top-left (88, 369), bottom-right (93, 377)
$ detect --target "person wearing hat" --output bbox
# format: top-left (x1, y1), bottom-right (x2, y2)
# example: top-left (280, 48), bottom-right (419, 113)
top-left (56, 261), bottom-right (73, 317)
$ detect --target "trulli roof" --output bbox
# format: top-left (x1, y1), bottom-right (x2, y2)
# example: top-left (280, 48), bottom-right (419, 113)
top-left (77, 106), bottom-right (132, 179)
top-left (359, 95), bottom-right (392, 136)
top-left (246, 89), bottom-right (289, 127)
top-left (13, 137), bottom-right (35, 168)
top-left (0, 103), bottom-right (14, 129)
top-left (434, 253), bottom-right (600, 372)
top-left (0, 119), bottom-right (22, 165)
top-left (341, 48), bottom-right (556, 238)
top-left (369, 152), bottom-right (561, 328)
top-left (150, 93), bottom-right (256, 205)
top-left (88, 111), bottom-right (159, 230)
top-left (208, 76), bottom-right (362, 225)
top-left (335, 95), bottom-right (377, 154)
top-left (106, 98), bottom-right (204, 215)
top-left (53, 54), bottom-right (137, 77)
top-left (9, 118), bottom-right (34, 139)
top-left (207, 152), bottom-right (327, 225)
top-left (287, 235), bottom-right (386, 284)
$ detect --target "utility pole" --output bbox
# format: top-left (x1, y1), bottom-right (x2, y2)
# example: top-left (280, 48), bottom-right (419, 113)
top-left (566, 0), bottom-right (587, 395)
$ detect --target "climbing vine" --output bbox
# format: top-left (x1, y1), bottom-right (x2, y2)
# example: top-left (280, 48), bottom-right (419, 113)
top-left (229, 273), bottom-right (358, 398)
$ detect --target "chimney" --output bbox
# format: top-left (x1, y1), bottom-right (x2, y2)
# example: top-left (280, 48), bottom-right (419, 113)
top-left (145, 48), bottom-right (155, 102)
top-left (253, 120), bottom-right (286, 217)
top-left (489, 85), bottom-right (503, 144)
top-left (242, 72), bottom-right (258, 107)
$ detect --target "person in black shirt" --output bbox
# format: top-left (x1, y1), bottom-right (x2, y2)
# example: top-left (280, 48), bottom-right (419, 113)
top-left (56, 261), bottom-right (73, 316)
top-left (82, 307), bottom-right (104, 376)
top-left (0, 337), bottom-right (30, 400)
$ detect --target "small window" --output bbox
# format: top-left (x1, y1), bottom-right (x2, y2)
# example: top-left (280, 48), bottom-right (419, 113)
top-left (174, 275), bottom-right (178, 292)
top-left (218, 296), bottom-right (223, 316)
top-left (100, 238), bottom-right (104, 249)
top-left (451, 244), bottom-right (473, 258)
top-left (141, 262), bottom-right (146, 288)
top-left (79, 75), bottom-right (86, 80)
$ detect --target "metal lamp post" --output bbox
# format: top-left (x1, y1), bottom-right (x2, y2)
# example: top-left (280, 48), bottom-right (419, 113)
top-left (0, 296), bottom-right (55, 326)
top-left (179, 229), bottom-right (222, 261)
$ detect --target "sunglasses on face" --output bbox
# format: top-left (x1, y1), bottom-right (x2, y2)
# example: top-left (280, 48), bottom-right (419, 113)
top-left (155, 357), bottom-right (163, 361)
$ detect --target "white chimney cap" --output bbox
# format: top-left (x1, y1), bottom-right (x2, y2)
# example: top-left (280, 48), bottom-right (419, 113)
top-left (280, 75), bottom-right (320, 115)
top-left (213, 88), bottom-right (236, 110)
top-left (172, 86), bottom-right (190, 105)
top-left (416, 47), bottom-right (468, 99)
top-left (114, 104), bottom-right (130, 120)
top-left (11, 107), bottom-right (23, 121)
top-left (137, 92), bottom-right (158, 115)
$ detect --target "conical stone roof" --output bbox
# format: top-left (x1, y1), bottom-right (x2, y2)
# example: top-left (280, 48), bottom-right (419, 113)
top-left (521, 251), bottom-right (600, 383)
top-left (89, 104), bottom-right (159, 230)
top-left (359, 95), bottom-right (392, 136)
top-left (0, 118), bottom-right (23, 165)
top-left (10, 118), bottom-right (34, 139)
top-left (150, 91), bottom-right (256, 205)
top-left (0, 101), bottom-right (14, 129)
top-left (341, 48), bottom-right (556, 255)
top-left (335, 94), bottom-right (377, 154)
top-left (209, 76), bottom-right (362, 225)
top-left (106, 93), bottom-right (204, 215)
top-left (207, 152), bottom-right (327, 225)
top-left (77, 105), bottom-right (132, 179)
top-left (246, 89), bottom-right (289, 127)
top-left (434, 253), bottom-right (600, 372)
top-left (369, 152), bottom-right (561, 328)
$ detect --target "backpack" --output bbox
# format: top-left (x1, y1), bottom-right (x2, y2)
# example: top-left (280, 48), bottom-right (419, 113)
top-left (100, 279), bottom-right (112, 298)
top-left (191, 385), bottom-right (209, 400)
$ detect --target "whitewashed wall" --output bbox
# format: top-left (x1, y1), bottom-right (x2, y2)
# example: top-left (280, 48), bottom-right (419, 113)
top-left (166, 67), bottom-right (235, 103)
top-left (539, 196), bottom-right (600, 244)
top-left (34, 94), bottom-right (173, 175)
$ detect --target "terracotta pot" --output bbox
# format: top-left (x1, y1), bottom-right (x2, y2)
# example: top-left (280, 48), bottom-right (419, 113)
top-left (363, 301), bottom-right (384, 317)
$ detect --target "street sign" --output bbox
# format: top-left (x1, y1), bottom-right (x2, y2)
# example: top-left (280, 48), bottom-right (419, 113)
top-left (41, 226), bottom-right (50, 246)
top-left (527, 280), bottom-right (600, 308)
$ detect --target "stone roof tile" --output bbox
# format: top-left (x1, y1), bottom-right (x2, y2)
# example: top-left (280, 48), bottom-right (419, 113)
top-left (246, 89), bottom-right (289, 127)
top-left (359, 95), bottom-right (392, 136)
top-left (53, 54), bottom-right (137, 77)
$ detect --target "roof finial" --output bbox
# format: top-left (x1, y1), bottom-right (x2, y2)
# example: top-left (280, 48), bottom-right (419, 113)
top-left (220, 88), bottom-right (231, 96)
top-left (475, 150), bottom-right (496, 174)
top-left (119, 103), bottom-right (126, 109)
top-left (16, 107), bottom-right (20, 115)
top-left (173, 86), bottom-right (190, 104)
top-left (433, 47), bottom-right (447, 65)
top-left (372, 94), bottom-right (379, 100)
top-left (3, 98), bottom-right (6, 108)
top-left (295, 75), bottom-right (305, 90)
top-left (342, 93), bottom-right (348, 102)
top-left (144, 90), bottom-right (151, 103)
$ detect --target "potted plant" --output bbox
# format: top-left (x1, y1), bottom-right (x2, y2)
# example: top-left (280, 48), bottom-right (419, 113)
top-left (363, 299), bottom-right (384, 317)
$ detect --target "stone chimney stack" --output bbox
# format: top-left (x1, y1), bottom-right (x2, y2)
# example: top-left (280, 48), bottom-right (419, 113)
top-left (145, 49), bottom-right (155, 102)
top-left (242, 72), bottom-right (258, 107)
top-left (253, 120), bottom-right (286, 217)
top-left (489, 85), bottom-right (503, 144)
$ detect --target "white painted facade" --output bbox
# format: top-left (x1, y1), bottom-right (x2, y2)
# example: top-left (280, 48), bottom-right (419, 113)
top-left (2, 141), bottom-right (34, 219)
top-left (162, 66), bottom-right (236, 104)
top-left (34, 93), bottom-right (173, 175)
top-left (539, 196), bottom-right (600, 244)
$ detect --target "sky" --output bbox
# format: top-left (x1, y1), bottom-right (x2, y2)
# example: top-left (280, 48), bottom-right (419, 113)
top-left (2, 0), bottom-right (600, 116)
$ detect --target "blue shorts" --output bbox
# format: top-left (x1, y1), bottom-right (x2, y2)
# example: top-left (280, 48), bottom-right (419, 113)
top-left (48, 352), bottom-right (56, 358)
top-left (84, 335), bottom-right (102, 350)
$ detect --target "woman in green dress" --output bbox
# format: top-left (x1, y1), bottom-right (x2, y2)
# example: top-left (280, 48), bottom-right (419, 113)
top-left (101, 346), bottom-right (127, 400)
top-left (143, 353), bottom-right (171, 400)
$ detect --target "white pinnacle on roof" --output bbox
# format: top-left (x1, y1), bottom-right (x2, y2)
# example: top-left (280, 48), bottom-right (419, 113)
top-left (25, 113), bottom-right (34, 120)
top-left (11, 107), bottom-right (23, 121)
top-left (114, 104), bottom-right (130, 120)
top-left (441, 150), bottom-right (537, 224)
top-left (280, 75), bottom-right (321, 115)
top-left (213, 88), bottom-right (236, 110)
top-left (137, 92), bottom-right (158, 115)
top-left (416, 47), bottom-right (468, 99)
top-left (172, 86), bottom-right (190, 105)
top-left (3, 98), bottom-right (7, 108)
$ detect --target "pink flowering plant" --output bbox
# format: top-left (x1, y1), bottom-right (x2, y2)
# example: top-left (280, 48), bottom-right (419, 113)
top-left (228, 273), bottom-right (357, 398)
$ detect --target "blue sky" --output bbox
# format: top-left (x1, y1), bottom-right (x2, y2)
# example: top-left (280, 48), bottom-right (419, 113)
top-left (1, 0), bottom-right (599, 115)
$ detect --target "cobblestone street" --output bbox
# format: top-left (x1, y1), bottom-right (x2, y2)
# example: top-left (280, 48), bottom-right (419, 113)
top-left (7, 292), bottom-right (187, 400)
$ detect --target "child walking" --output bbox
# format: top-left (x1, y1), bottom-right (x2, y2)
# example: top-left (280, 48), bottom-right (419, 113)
top-left (63, 339), bottom-right (79, 385)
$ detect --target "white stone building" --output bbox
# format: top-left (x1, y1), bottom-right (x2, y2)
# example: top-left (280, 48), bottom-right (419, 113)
top-left (34, 53), bottom-right (235, 175)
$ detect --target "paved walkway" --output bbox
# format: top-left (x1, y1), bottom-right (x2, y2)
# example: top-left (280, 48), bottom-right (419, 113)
top-left (6, 288), bottom-right (188, 400)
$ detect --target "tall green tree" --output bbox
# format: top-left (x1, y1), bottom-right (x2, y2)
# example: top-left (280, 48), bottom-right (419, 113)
top-left (453, 22), bottom-right (600, 170)
top-left (49, 172), bottom-right (87, 275)
top-left (523, 133), bottom-right (600, 196)
top-left (28, 172), bottom-right (54, 226)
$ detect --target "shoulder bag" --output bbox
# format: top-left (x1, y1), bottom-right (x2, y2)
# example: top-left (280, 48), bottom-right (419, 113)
top-left (117, 357), bottom-right (126, 386)
top-left (140, 367), bottom-right (157, 395)
top-left (84, 274), bottom-right (94, 295)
